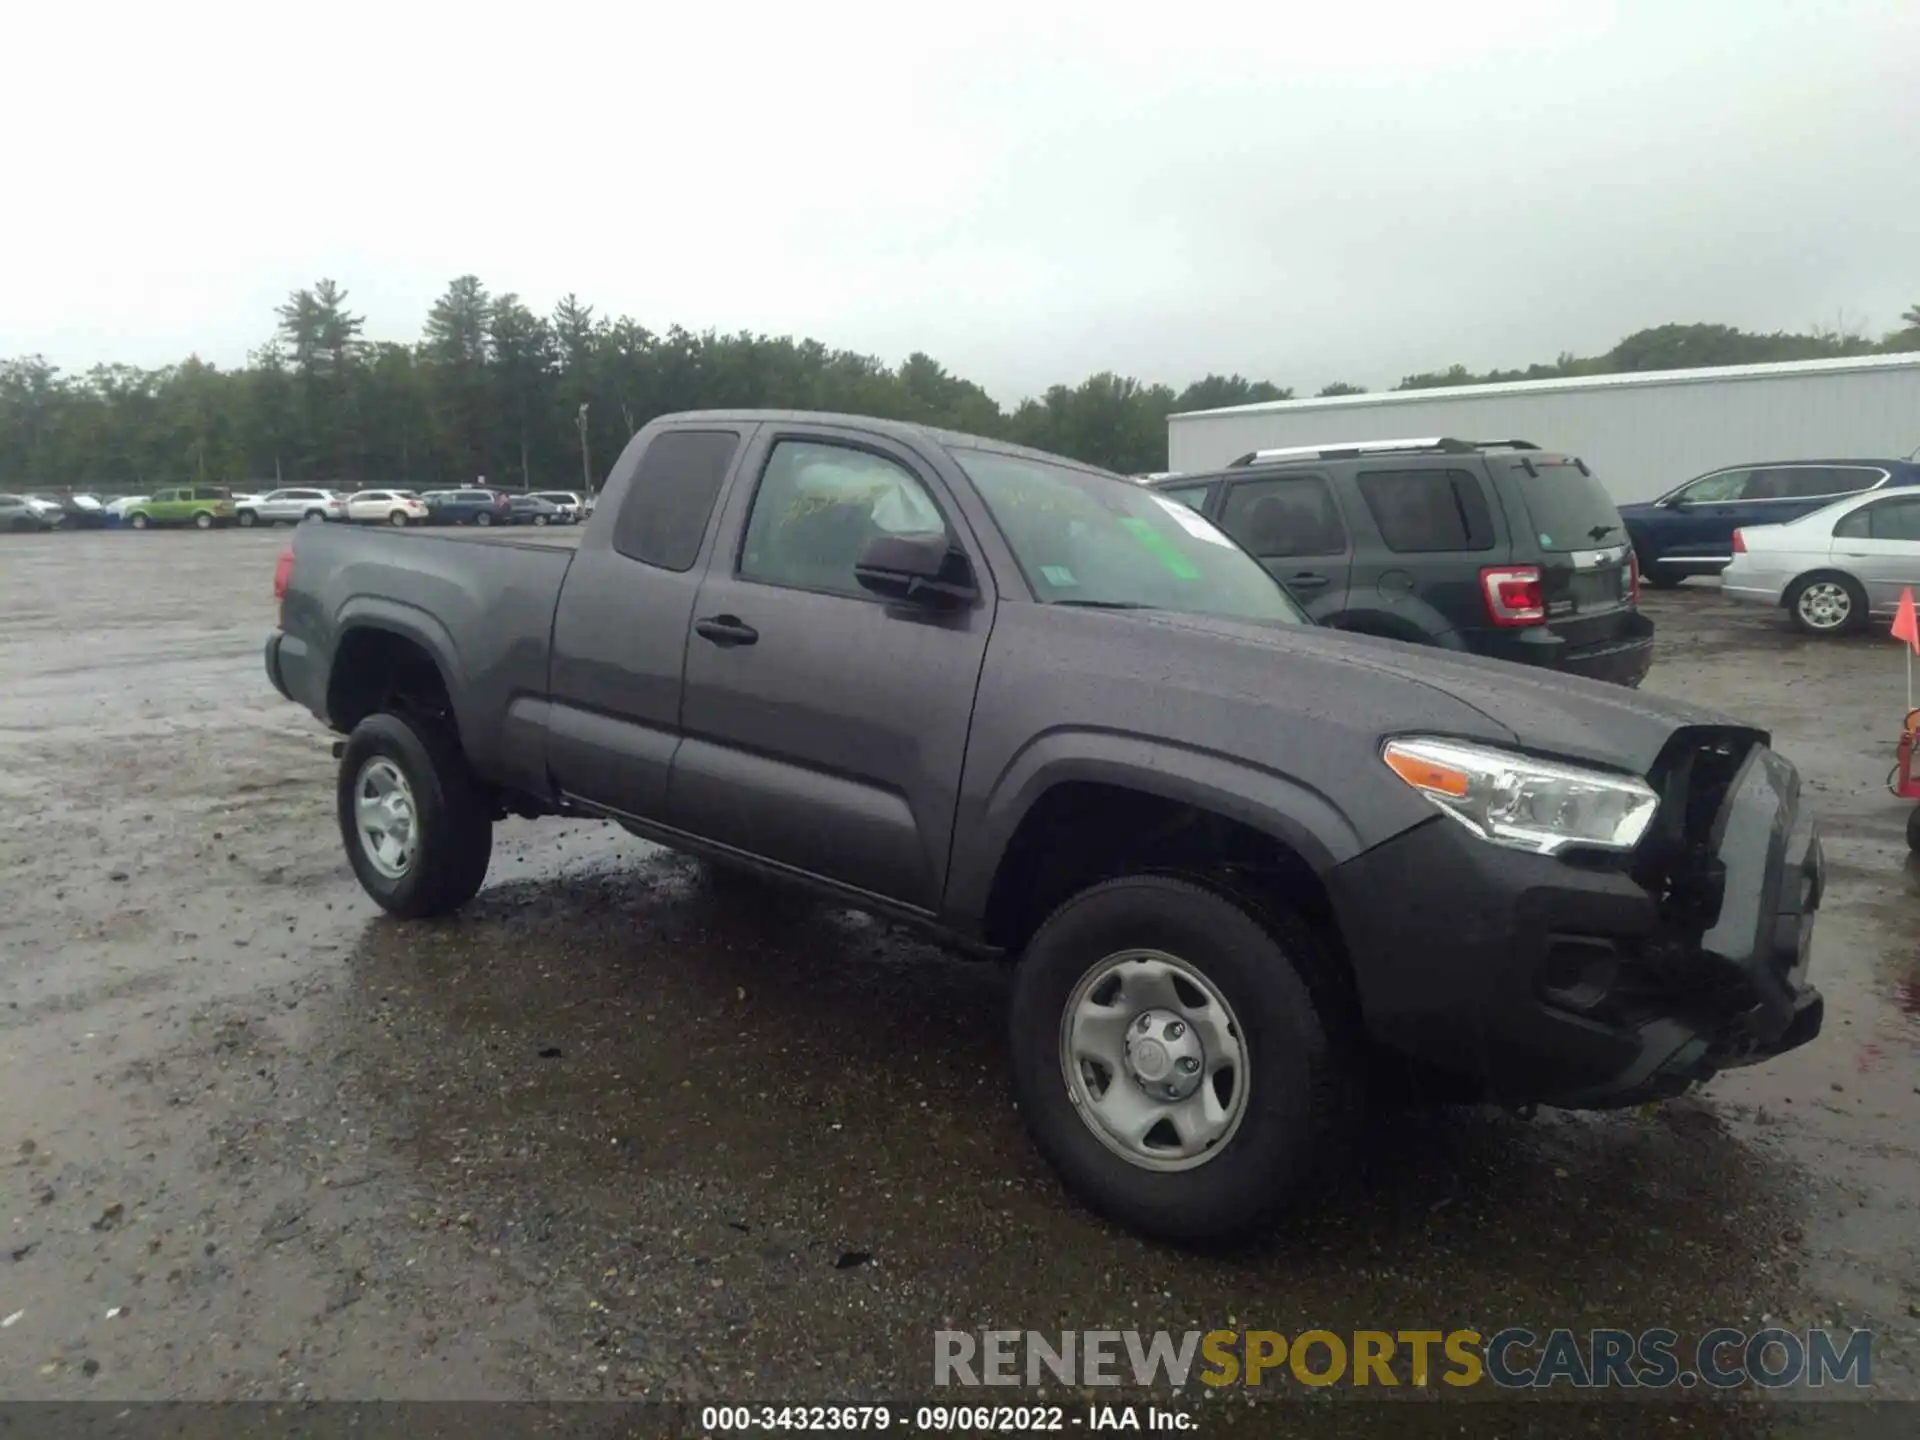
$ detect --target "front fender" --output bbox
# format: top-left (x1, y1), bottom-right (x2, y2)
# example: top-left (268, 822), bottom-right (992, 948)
top-left (944, 728), bottom-right (1365, 929)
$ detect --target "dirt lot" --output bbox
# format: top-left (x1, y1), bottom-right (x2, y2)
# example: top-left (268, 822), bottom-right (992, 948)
top-left (1, 528), bottom-right (1915, 1431)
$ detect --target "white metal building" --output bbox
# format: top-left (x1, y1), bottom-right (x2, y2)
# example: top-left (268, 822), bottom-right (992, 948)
top-left (1165, 353), bottom-right (1920, 505)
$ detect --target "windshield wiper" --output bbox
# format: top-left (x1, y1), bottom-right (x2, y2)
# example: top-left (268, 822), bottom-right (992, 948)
top-left (1051, 599), bottom-right (1155, 609)
top-left (1587, 523), bottom-right (1619, 540)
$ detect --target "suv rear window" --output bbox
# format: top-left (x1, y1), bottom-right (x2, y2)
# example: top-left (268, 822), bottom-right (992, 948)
top-left (1355, 469), bottom-right (1493, 553)
top-left (1508, 460), bottom-right (1625, 551)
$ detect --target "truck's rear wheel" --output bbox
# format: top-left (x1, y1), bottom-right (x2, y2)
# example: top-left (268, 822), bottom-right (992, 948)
top-left (337, 712), bottom-right (492, 918)
top-left (1008, 874), bottom-right (1360, 1244)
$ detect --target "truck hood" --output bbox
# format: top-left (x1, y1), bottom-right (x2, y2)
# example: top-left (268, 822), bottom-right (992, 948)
top-left (1128, 610), bottom-right (1766, 776)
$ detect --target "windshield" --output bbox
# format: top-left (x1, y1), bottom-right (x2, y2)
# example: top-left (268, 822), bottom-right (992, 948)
top-left (951, 448), bottom-right (1307, 624)
top-left (1512, 460), bottom-right (1625, 551)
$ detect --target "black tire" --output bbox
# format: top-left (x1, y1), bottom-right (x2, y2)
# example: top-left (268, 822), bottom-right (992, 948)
top-left (129, 512), bottom-right (150, 530)
top-left (1008, 873), bottom-right (1361, 1245)
top-left (237, 509), bottom-right (257, 527)
top-left (475, 511), bottom-right (493, 527)
top-left (1786, 572), bottom-right (1868, 637)
top-left (193, 511), bottom-right (214, 530)
top-left (303, 510), bottom-right (326, 523)
top-left (337, 712), bottom-right (493, 918)
top-left (1907, 805), bottom-right (1920, 855)
top-left (389, 511), bottom-right (408, 527)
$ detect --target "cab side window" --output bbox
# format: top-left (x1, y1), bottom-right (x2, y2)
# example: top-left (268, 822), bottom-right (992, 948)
top-left (738, 441), bottom-right (947, 598)
top-left (612, 430), bottom-right (742, 572)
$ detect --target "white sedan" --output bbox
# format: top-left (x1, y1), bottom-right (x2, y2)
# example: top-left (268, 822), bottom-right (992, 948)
top-left (1722, 486), bottom-right (1920, 635)
top-left (344, 490), bottom-right (431, 526)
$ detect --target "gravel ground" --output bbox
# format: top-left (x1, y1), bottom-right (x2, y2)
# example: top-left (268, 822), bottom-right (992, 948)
top-left (0, 528), bottom-right (1915, 1436)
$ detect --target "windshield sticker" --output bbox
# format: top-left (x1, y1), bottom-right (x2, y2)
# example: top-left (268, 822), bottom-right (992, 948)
top-left (1121, 518), bottom-right (1203, 580)
top-left (1539, 533), bottom-right (1553, 547)
top-left (1040, 564), bottom-right (1078, 587)
top-left (1151, 494), bottom-right (1235, 548)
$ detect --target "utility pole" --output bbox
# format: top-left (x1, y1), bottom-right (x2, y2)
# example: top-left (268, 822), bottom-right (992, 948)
top-left (577, 403), bottom-right (593, 498)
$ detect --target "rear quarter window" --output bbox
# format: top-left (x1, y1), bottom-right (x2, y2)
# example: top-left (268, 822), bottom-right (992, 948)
top-left (612, 430), bottom-right (742, 572)
top-left (1354, 468), bottom-right (1494, 553)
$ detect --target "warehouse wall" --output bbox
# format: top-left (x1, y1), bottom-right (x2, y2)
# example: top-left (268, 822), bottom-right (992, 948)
top-left (1165, 359), bottom-right (1920, 504)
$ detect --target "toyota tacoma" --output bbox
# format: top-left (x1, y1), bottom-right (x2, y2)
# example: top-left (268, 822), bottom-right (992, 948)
top-left (264, 410), bottom-right (1825, 1243)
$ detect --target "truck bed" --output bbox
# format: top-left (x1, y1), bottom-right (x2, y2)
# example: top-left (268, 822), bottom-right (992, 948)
top-left (277, 520), bottom-right (579, 785)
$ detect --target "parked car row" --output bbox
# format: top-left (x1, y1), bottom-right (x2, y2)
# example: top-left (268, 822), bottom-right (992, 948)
top-left (1617, 455), bottom-right (1920, 637)
top-left (1142, 446), bottom-right (1920, 646)
top-left (2, 492), bottom-right (114, 530)
top-left (1, 486), bottom-right (596, 532)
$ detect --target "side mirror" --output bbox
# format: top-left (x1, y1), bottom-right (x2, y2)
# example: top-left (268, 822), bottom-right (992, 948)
top-left (853, 530), bottom-right (977, 608)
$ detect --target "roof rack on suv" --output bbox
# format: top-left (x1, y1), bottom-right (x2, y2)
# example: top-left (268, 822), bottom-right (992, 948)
top-left (1225, 437), bottom-right (1540, 466)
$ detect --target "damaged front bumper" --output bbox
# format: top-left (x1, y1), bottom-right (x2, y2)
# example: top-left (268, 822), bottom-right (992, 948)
top-left (1328, 733), bottom-right (1825, 1108)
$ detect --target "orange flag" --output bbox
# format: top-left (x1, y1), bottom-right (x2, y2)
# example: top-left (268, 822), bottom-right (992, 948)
top-left (1895, 586), bottom-right (1920, 654)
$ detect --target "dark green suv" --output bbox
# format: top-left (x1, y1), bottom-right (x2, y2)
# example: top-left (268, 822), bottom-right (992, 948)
top-left (1154, 438), bottom-right (1653, 686)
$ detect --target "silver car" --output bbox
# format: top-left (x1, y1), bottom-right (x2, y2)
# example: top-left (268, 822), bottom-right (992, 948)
top-left (237, 488), bottom-right (348, 526)
top-left (528, 491), bottom-right (583, 523)
top-left (1721, 486), bottom-right (1920, 635)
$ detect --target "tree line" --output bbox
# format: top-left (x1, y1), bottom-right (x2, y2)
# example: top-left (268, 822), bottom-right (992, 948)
top-left (3, 281), bottom-right (1918, 492)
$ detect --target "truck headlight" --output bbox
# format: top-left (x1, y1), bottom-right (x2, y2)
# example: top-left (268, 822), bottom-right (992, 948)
top-left (1381, 737), bottom-right (1659, 855)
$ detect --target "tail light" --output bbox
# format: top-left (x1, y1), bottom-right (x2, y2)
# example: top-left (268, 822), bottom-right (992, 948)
top-left (273, 546), bottom-right (295, 606)
top-left (1732, 529), bottom-right (1747, 554)
top-left (1480, 565), bottom-right (1545, 627)
top-left (1628, 550), bottom-right (1641, 605)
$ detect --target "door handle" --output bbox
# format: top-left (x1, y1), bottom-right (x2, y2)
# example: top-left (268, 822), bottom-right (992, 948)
top-left (1285, 573), bottom-right (1331, 591)
top-left (694, 615), bottom-right (758, 647)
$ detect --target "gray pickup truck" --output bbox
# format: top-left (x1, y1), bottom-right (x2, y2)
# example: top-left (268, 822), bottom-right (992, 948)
top-left (266, 410), bottom-right (1825, 1242)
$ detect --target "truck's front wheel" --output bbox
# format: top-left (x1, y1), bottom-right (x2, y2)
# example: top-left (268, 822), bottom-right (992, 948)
top-left (337, 712), bottom-right (493, 918)
top-left (1008, 874), bottom-right (1360, 1244)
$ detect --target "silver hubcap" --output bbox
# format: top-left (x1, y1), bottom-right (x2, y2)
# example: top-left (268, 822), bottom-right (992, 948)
top-left (353, 758), bottom-right (419, 879)
top-left (1060, 949), bottom-right (1248, 1172)
top-left (1797, 582), bottom-right (1851, 630)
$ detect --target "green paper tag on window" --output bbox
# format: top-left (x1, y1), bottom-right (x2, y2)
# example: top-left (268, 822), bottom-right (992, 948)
top-left (1120, 518), bottom-right (1202, 580)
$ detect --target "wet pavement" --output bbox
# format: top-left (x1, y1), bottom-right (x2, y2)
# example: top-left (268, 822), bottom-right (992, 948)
top-left (1, 529), bottom-right (1916, 1431)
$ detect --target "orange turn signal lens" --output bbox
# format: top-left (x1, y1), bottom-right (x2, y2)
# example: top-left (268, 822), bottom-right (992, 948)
top-left (1383, 745), bottom-right (1470, 798)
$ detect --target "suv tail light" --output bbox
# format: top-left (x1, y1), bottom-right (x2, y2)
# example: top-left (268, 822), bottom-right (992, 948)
top-left (1732, 529), bottom-right (1747, 554)
top-left (273, 545), bottom-right (295, 606)
top-left (1480, 565), bottom-right (1545, 627)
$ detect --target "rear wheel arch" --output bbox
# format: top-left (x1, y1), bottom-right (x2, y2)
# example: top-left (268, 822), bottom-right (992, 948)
top-left (325, 621), bottom-right (472, 748)
top-left (1330, 612), bottom-right (1438, 646)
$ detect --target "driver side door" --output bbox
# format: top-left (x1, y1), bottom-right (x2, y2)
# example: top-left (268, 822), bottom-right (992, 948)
top-left (669, 426), bottom-right (996, 911)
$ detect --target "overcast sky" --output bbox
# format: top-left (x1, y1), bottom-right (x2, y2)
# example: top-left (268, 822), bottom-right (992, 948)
top-left (7, 1), bottom-right (1917, 403)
